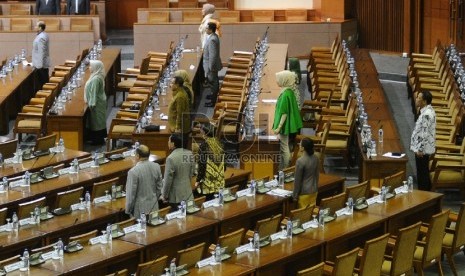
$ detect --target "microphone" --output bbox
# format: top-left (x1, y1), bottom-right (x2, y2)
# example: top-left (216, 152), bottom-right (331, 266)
top-left (73, 217), bottom-right (79, 226)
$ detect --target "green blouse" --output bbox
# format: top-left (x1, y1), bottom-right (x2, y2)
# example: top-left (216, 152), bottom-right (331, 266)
top-left (273, 88), bottom-right (303, 135)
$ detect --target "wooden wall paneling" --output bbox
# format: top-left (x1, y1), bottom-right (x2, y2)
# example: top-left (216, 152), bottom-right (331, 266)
top-left (106, 0), bottom-right (147, 29)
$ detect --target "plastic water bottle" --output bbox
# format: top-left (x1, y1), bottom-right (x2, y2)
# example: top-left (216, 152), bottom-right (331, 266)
top-left (0, 177), bottom-right (7, 192)
top-left (34, 205), bottom-right (41, 224)
top-left (58, 137), bottom-right (65, 153)
top-left (23, 171), bottom-right (30, 186)
top-left (278, 171), bottom-right (285, 189)
top-left (381, 186), bottom-right (387, 202)
top-left (180, 201), bottom-right (187, 217)
top-left (106, 223), bottom-right (112, 244)
top-left (218, 188), bottom-right (224, 206)
top-left (318, 210), bottom-right (325, 228)
top-left (253, 231), bottom-right (260, 251)
top-left (56, 238), bottom-right (64, 258)
top-left (12, 212), bottom-right (19, 230)
top-left (140, 212), bottom-right (146, 231)
top-left (408, 176), bottom-right (414, 192)
top-left (111, 184), bottom-right (116, 201)
top-left (250, 180), bottom-right (256, 195)
top-left (85, 191), bottom-right (91, 208)
top-left (215, 244), bottom-right (222, 263)
top-left (0, 153), bottom-right (3, 169)
top-left (72, 158), bottom-right (79, 174)
top-left (286, 219), bottom-right (293, 238)
top-left (20, 249), bottom-right (29, 271)
top-left (169, 258), bottom-right (177, 276)
top-left (378, 127), bottom-right (383, 143)
top-left (347, 197), bottom-right (354, 215)
top-left (16, 148), bottom-right (22, 163)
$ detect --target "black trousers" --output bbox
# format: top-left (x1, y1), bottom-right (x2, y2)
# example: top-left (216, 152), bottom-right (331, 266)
top-left (415, 154), bottom-right (431, 191)
top-left (35, 68), bottom-right (49, 90)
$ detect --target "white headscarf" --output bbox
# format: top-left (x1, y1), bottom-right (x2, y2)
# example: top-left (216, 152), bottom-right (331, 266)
top-left (275, 70), bottom-right (301, 107)
top-left (199, 4), bottom-right (216, 48)
top-left (84, 60), bottom-right (105, 103)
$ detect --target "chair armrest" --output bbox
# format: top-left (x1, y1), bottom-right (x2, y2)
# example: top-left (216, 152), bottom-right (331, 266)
top-left (117, 72), bottom-right (138, 79)
top-left (449, 212), bottom-right (458, 223)
top-left (111, 118), bottom-right (138, 125)
top-left (16, 113), bottom-right (43, 120)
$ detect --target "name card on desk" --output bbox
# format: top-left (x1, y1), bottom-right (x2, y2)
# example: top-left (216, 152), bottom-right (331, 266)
top-left (196, 256), bottom-right (214, 268)
top-left (70, 203), bottom-right (82, 211)
top-left (4, 262), bottom-right (21, 273)
top-left (79, 161), bottom-right (93, 170)
top-left (335, 208), bottom-right (348, 217)
top-left (9, 179), bottom-right (24, 188)
top-left (161, 115), bottom-right (168, 120)
top-left (302, 220), bottom-right (318, 230)
top-left (270, 231), bottom-right (285, 241)
top-left (58, 167), bottom-right (71, 175)
top-left (0, 224), bottom-right (9, 232)
top-left (42, 251), bottom-right (55, 261)
top-left (264, 180), bottom-right (278, 188)
top-left (236, 189), bottom-right (249, 198)
top-left (19, 218), bottom-right (32, 226)
top-left (166, 210), bottom-right (182, 221)
top-left (235, 243), bottom-right (252, 254)
top-left (261, 99), bottom-right (277, 103)
top-left (89, 236), bottom-right (103, 245)
top-left (394, 186), bottom-right (408, 195)
top-left (94, 196), bottom-right (110, 204)
top-left (124, 224), bottom-right (139, 234)
top-left (202, 199), bottom-right (217, 209)
top-left (366, 196), bottom-right (380, 206)
top-left (123, 151), bottom-right (132, 158)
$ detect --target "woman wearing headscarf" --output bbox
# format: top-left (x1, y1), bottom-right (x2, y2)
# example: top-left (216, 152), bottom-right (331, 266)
top-left (84, 60), bottom-right (107, 145)
top-left (194, 124), bottom-right (225, 200)
top-left (273, 70), bottom-right (303, 170)
top-left (293, 138), bottom-right (319, 208)
top-left (199, 3), bottom-right (221, 48)
top-left (175, 69), bottom-right (194, 108)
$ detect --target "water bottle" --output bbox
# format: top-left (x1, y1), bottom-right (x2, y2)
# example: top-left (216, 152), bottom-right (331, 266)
top-left (381, 186), bottom-right (387, 202)
top-left (72, 158), bottom-right (79, 174)
top-left (111, 184), bottom-right (116, 201)
top-left (378, 127), bottom-right (383, 143)
top-left (93, 153), bottom-right (99, 167)
top-left (250, 180), bottom-right (256, 195)
top-left (58, 137), bottom-right (65, 153)
top-left (85, 191), bottom-right (91, 208)
top-left (20, 249), bottom-right (29, 271)
top-left (0, 153), bottom-right (3, 169)
top-left (218, 188), bottom-right (224, 206)
top-left (23, 171), bottom-right (30, 186)
top-left (286, 219), bottom-right (293, 238)
top-left (140, 212), bottom-right (146, 231)
top-left (347, 197), bottom-right (354, 215)
top-left (253, 231), bottom-right (260, 250)
top-left (408, 176), bottom-right (414, 192)
top-left (318, 210), bottom-right (325, 228)
top-left (12, 212), bottom-right (19, 230)
top-left (169, 258), bottom-right (176, 276)
top-left (17, 148), bottom-right (22, 164)
top-left (180, 201), bottom-right (186, 217)
top-left (34, 205), bottom-right (41, 224)
top-left (56, 238), bottom-right (64, 258)
top-left (0, 177), bottom-right (7, 192)
top-left (278, 171), bottom-right (285, 189)
top-left (106, 223), bottom-right (112, 243)
top-left (214, 244), bottom-right (222, 263)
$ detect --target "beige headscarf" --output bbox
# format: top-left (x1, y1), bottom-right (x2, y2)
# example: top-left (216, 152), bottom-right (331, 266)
top-left (175, 70), bottom-right (194, 104)
top-left (84, 60), bottom-right (105, 103)
top-left (199, 4), bottom-right (221, 48)
top-left (275, 70), bottom-right (301, 107)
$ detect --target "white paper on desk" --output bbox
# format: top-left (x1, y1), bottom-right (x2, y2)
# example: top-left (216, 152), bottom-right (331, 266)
top-left (267, 188), bottom-right (292, 197)
top-left (383, 152), bottom-right (406, 159)
top-left (183, 49), bottom-right (194, 52)
top-left (161, 115), bottom-right (168, 120)
top-left (160, 125), bottom-right (167, 130)
top-left (261, 99), bottom-right (277, 103)
top-left (22, 60), bottom-right (32, 66)
top-left (258, 135), bottom-right (278, 140)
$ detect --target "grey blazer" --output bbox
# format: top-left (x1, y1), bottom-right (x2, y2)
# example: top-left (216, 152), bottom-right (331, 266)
top-left (36, 0), bottom-right (61, 15)
top-left (163, 148), bottom-right (195, 204)
top-left (293, 153), bottom-right (319, 201)
top-left (125, 160), bottom-right (163, 218)
top-left (32, 31), bottom-right (50, 69)
top-left (67, 0), bottom-right (90, 15)
top-left (202, 33), bottom-right (222, 76)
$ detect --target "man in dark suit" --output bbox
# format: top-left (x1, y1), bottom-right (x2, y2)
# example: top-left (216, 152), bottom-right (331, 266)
top-left (202, 22), bottom-right (222, 107)
top-left (36, 0), bottom-right (61, 15)
top-left (67, 0), bottom-right (90, 15)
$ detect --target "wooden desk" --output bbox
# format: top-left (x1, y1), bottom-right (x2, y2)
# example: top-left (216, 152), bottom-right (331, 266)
top-left (230, 236), bottom-right (323, 276)
top-left (284, 173), bottom-right (345, 205)
top-left (224, 167), bottom-right (251, 189)
top-left (119, 215), bottom-right (218, 261)
top-left (188, 262), bottom-right (255, 276)
top-left (46, 48), bottom-right (121, 151)
top-left (0, 64), bottom-right (35, 134)
top-left (193, 194), bottom-right (285, 236)
top-left (0, 227), bottom-right (44, 260)
top-left (0, 149), bottom-right (90, 179)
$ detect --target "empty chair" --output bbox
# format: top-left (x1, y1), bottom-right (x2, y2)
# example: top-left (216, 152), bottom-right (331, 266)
top-left (284, 10), bottom-right (307, 21)
top-left (298, 262), bottom-right (324, 276)
top-left (92, 177), bottom-right (120, 199)
top-left (106, 269), bottom-right (128, 276)
top-left (182, 10), bottom-right (203, 23)
top-left (14, 104), bottom-right (46, 142)
top-left (355, 234), bottom-right (390, 276)
top-left (382, 170), bottom-right (406, 190)
top-left (0, 139), bottom-right (18, 159)
top-left (10, 4), bottom-right (32, 15)
top-left (69, 229), bottom-right (99, 245)
top-left (31, 243), bottom-right (56, 254)
top-left (413, 209), bottom-right (450, 276)
top-left (344, 181), bottom-right (370, 202)
top-left (290, 204), bottom-right (315, 224)
top-left (178, 0), bottom-right (198, 8)
top-left (70, 18), bottom-right (92, 31)
top-left (0, 207), bottom-right (7, 225)
top-left (216, 228), bottom-right (245, 254)
top-left (248, 214), bottom-right (282, 238)
top-left (218, 11), bottom-right (240, 23)
top-left (319, 192), bottom-right (346, 215)
top-left (34, 133), bottom-right (57, 152)
top-left (116, 218), bottom-right (136, 229)
top-left (148, 11), bottom-right (170, 23)
top-left (10, 18), bottom-right (32, 32)
top-left (17, 197), bottom-right (47, 220)
top-left (252, 10), bottom-right (275, 22)
top-left (323, 247), bottom-right (359, 276)
top-left (39, 18), bottom-right (60, 31)
top-left (55, 186), bottom-right (84, 209)
top-left (177, 242), bottom-right (206, 269)
top-left (148, 0), bottom-right (169, 8)
top-left (136, 255), bottom-right (168, 276)
top-left (442, 203), bottom-right (465, 276)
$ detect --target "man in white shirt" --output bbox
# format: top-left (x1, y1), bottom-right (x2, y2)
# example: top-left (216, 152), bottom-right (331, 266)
top-left (410, 90), bottom-right (436, 191)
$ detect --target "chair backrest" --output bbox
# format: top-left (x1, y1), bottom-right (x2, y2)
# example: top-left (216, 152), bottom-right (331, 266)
top-left (137, 255), bottom-right (168, 276)
top-left (34, 133), bottom-right (57, 152)
top-left (284, 10), bottom-right (307, 21)
top-left (319, 192), bottom-right (346, 215)
top-left (55, 186), bottom-right (84, 209)
top-left (0, 255), bottom-right (21, 269)
top-left (252, 10), bottom-right (275, 22)
top-left (92, 177), bottom-right (120, 199)
top-left (290, 204), bottom-right (315, 224)
top-left (345, 181), bottom-right (370, 201)
top-left (70, 18), bottom-right (92, 31)
top-left (452, 203), bottom-right (465, 251)
top-left (31, 243), bottom-right (56, 254)
top-left (40, 18), bottom-right (60, 31)
top-left (148, 11), bottom-right (170, 23)
top-left (69, 229), bottom-right (98, 245)
top-left (390, 222), bottom-right (421, 276)
top-left (178, 0), bottom-right (198, 8)
top-left (422, 209), bottom-right (450, 263)
top-left (177, 242), bottom-right (206, 269)
top-left (149, 0), bottom-right (169, 8)
top-left (357, 233), bottom-right (390, 276)
top-left (106, 269), bottom-right (128, 276)
top-left (10, 18), bottom-right (31, 31)
top-left (383, 170), bottom-right (406, 190)
top-left (332, 247), bottom-right (360, 276)
top-left (116, 218), bottom-right (136, 229)
top-left (194, 196), bottom-right (206, 206)
top-left (0, 207), bottom-right (7, 225)
top-left (218, 11), bottom-right (240, 23)
top-left (0, 139), bottom-right (18, 159)
top-left (207, 0), bottom-right (228, 8)
top-left (10, 4), bottom-right (32, 15)
top-left (255, 214), bottom-right (282, 237)
top-left (18, 196), bottom-right (46, 220)
top-left (182, 10), bottom-right (203, 23)
top-left (297, 262), bottom-right (324, 276)
top-left (218, 228), bottom-right (245, 254)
